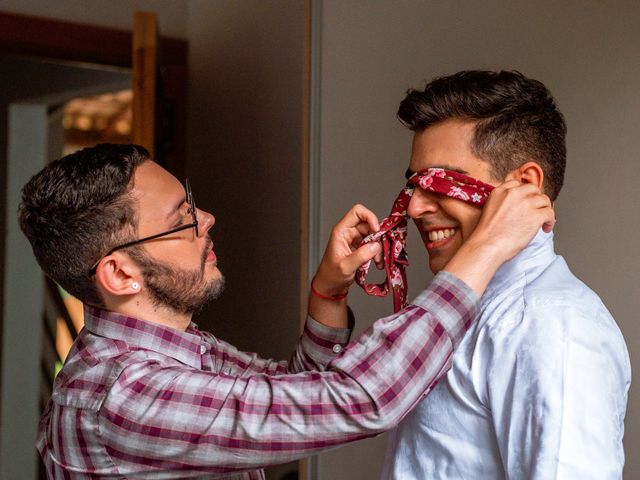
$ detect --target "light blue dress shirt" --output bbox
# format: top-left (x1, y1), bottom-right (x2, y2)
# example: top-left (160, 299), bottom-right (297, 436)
top-left (382, 230), bottom-right (631, 479)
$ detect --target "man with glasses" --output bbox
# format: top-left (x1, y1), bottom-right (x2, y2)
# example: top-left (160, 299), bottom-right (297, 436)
top-left (21, 143), bottom-right (553, 479)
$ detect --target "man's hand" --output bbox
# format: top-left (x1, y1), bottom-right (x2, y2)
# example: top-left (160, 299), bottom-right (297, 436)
top-left (473, 181), bottom-right (555, 260)
top-left (444, 181), bottom-right (555, 296)
top-left (312, 204), bottom-right (383, 297)
top-left (308, 205), bottom-right (382, 329)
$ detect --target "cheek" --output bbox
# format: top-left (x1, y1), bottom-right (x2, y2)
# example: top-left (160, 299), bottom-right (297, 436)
top-left (460, 212), bottom-right (482, 241)
top-left (441, 201), bottom-right (482, 241)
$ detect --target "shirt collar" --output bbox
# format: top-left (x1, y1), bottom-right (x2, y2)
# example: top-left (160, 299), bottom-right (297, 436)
top-left (485, 229), bottom-right (556, 297)
top-left (83, 305), bottom-right (205, 369)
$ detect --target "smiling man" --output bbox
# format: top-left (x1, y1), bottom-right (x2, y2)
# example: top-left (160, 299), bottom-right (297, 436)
top-left (21, 143), bottom-right (554, 478)
top-left (381, 71), bottom-right (631, 479)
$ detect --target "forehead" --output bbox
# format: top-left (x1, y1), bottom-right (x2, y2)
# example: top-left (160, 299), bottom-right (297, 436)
top-left (409, 119), bottom-right (489, 176)
top-left (131, 160), bottom-right (184, 218)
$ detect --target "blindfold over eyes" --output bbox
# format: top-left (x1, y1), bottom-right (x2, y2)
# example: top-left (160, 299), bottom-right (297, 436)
top-left (407, 168), bottom-right (493, 206)
top-left (355, 168), bottom-right (494, 312)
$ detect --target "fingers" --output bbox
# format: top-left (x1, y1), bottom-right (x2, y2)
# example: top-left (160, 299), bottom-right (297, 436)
top-left (340, 204), bottom-right (380, 233)
top-left (374, 248), bottom-right (385, 269)
top-left (354, 222), bottom-right (375, 239)
top-left (332, 204), bottom-right (381, 250)
top-left (314, 204), bottom-right (383, 295)
top-left (490, 180), bottom-right (542, 198)
top-left (491, 179), bottom-right (521, 191)
top-left (342, 241), bottom-right (382, 274)
top-left (489, 181), bottom-right (552, 213)
top-left (541, 205), bottom-right (556, 232)
top-left (342, 205), bottom-right (384, 266)
top-left (475, 179), bottom-right (558, 264)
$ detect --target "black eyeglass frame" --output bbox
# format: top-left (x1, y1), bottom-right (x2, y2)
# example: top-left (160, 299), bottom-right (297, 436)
top-left (89, 179), bottom-right (199, 274)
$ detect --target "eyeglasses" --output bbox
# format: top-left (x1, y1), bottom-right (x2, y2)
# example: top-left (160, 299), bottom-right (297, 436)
top-left (89, 179), bottom-right (199, 274)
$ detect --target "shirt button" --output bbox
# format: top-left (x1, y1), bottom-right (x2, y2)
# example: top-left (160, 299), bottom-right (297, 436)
top-left (200, 345), bottom-right (207, 355)
top-left (332, 344), bottom-right (343, 354)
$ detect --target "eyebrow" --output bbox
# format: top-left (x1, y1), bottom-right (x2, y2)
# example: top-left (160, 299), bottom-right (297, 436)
top-left (405, 166), bottom-right (469, 179)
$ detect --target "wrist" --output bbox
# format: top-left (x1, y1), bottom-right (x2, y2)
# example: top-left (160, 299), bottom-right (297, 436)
top-left (443, 238), bottom-right (504, 297)
top-left (310, 275), bottom-right (349, 299)
top-left (310, 282), bottom-right (348, 301)
top-left (308, 278), bottom-right (349, 329)
top-left (462, 237), bottom-right (504, 271)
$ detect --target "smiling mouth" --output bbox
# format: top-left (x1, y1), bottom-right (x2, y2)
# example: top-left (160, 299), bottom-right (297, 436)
top-left (425, 227), bottom-right (457, 249)
top-left (427, 228), bottom-right (456, 242)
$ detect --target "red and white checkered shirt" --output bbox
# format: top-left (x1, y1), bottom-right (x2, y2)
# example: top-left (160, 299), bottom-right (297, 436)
top-left (37, 271), bottom-right (478, 479)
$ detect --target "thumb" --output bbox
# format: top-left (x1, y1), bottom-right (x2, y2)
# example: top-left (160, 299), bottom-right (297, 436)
top-left (343, 241), bottom-right (382, 273)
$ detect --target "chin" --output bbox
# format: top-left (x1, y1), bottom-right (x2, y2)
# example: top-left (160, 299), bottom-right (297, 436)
top-left (428, 257), bottom-right (446, 275)
top-left (206, 261), bottom-right (218, 270)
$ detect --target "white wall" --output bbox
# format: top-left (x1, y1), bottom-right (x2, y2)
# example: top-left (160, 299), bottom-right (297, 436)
top-left (316, 1), bottom-right (640, 478)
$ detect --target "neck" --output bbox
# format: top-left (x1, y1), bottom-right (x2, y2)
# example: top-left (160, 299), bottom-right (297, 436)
top-left (104, 295), bottom-right (192, 331)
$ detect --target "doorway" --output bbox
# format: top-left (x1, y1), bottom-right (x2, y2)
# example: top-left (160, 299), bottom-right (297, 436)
top-left (0, 11), bottom-right (187, 479)
top-left (0, 53), bottom-right (133, 480)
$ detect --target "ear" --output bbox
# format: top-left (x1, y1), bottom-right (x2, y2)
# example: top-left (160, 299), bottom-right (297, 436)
top-left (505, 161), bottom-right (544, 191)
top-left (94, 253), bottom-right (142, 297)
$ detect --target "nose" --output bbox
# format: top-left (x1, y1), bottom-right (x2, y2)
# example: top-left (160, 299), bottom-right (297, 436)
top-left (407, 188), bottom-right (440, 219)
top-left (196, 208), bottom-right (215, 236)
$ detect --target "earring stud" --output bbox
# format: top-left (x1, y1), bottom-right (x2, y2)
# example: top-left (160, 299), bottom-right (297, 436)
top-left (132, 282), bottom-right (140, 290)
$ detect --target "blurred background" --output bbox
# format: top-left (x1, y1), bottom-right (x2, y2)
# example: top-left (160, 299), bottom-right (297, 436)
top-left (0, 1), bottom-right (638, 479)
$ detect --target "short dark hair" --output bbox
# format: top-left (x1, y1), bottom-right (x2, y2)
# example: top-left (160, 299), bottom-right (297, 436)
top-left (398, 70), bottom-right (567, 200)
top-left (19, 144), bottom-right (149, 306)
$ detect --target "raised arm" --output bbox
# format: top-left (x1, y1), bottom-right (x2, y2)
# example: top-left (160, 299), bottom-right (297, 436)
top-left (310, 180), bottom-right (555, 325)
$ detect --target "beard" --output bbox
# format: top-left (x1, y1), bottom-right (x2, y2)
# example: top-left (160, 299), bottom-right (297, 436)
top-left (129, 239), bottom-right (225, 315)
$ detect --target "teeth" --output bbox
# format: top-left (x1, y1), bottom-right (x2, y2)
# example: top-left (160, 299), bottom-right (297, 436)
top-left (428, 228), bottom-right (456, 242)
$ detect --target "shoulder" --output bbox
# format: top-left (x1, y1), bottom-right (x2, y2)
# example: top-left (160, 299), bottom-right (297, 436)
top-left (478, 257), bottom-right (628, 369)
top-left (53, 330), bottom-right (134, 409)
top-left (470, 256), bottom-right (630, 412)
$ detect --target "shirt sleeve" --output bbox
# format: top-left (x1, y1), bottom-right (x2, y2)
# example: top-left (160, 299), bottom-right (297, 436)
top-left (485, 304), bottom-right (630, 479)
top-left (99, 271), bottom-right (478, 478)
top-left (199, 309), bottom-right (354, 377)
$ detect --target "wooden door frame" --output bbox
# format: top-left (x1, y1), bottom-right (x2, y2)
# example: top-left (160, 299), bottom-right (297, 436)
top-left (0, 11), bottom-right (188, 178)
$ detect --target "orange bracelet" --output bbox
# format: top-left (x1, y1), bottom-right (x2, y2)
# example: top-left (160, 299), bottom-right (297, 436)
top-left (310, 282), bottom-right (348, 301)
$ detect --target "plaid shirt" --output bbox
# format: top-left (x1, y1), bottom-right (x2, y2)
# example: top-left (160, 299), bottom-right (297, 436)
top-left (37, 271), bottom-right (478, 479)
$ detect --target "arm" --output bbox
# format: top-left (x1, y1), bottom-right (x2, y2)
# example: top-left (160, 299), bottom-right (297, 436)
top-left (199, 313), bottom-right (353, 376)
top-left (486, 306), bottom-right (630, 479)
top-left (99, 272), bottom-right (477, 477)
top-left (201, 182), bottom-right (554, 378)
top-left (309, 181), bottom-right (555, 326)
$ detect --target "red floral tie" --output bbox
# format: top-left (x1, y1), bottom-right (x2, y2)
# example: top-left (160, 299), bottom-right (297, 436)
top-left (355, 168), bottom-right (494, 312)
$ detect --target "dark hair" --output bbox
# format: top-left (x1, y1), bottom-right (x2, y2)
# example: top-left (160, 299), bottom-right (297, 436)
top-left (19, 144), bottom-right (149, 306)
top-left (398, 70), bottom-right (567, 200)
